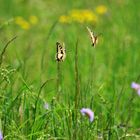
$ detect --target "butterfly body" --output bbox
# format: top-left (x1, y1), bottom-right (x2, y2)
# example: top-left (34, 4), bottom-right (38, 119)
top-left (55, 42), bottom-right (66, 62)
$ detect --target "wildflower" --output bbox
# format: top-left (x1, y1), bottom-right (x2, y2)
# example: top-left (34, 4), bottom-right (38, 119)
top-left (81, 10), bottom-right (97, 23)
top-left (80, 108), bottom-right (94, 122)
top-left (15, 16), bottom-right (30, 30)
top-left (70, 9), bottom-right (85, 23)
top-left (20, 21), bottom-right (30, 30)
top-left (0, 130), bottom-right (3, 140)
top-left (95, 5), bottom-right (107, 15)
top-left (70, 9), bottom-right (97, 23)
top-left (131, 82), bottom-right (140, 96)
top-left (59, 15), bottom-right (72, 23)
top-left (44, 103), bottom-right (49, 110)
top-left (15, 16), bottom-right (24, 24)
top-left (59, 9), bottom-right (98, 24)
top-left (29, 15), bottom-right (38, 25)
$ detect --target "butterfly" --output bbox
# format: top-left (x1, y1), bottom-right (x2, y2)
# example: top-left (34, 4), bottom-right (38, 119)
top-left (55, 41), bottom-right (66, 62)
top-left (87, 26), bottom-right (101, 47)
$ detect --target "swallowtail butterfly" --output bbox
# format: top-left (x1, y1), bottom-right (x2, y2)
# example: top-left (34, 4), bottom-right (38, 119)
top-left (87, 26), bottom-right (99, 47)
top-left (55, 41), bottom-right (66, 62)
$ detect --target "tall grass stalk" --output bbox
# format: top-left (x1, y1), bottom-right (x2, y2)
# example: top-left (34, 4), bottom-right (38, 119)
top-left (31, 78), bottom-right (54, 139)
top-left (0, 36), bottom-right (17, 67)
top-left (56, 61), bottom-right (61, 101)
top-left (73, 39), bottom-right (80, 140)
top-left (40, 20), bottom-right (58, 73)
top-left (74, 39), bottom-right (80, 111)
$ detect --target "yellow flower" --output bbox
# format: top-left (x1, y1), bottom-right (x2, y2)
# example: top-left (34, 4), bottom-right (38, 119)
top-left (15, 16), bottom-right (24, 25)
top-left (15, 16), bottom-right (30, 30)
top-left (29, 15), bottom-right (38, 25)
top-left (59, 15), bottom-right (71, 23)
top-left (20, 21), bottom-right (30, 30)
top-left (81, 10), bottom-right (97, 22)
top-left (95, 5), bottom-right (107, 15)
top-left (59, 9), bottom-right (98, 24)
top-left (70, 9), bottom-right (97, 23)
top-left (70, 10), bottom-right (85, 23)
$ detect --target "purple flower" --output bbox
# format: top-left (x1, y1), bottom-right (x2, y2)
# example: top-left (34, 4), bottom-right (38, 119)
top-left (44, 103), bottom-right (49, 110)
top-left (0, 130), bottom-right (3, 140)
top-left (131, 82), bottom-right (140, 96)
top-left (80, 108), bottom-right (94, 122)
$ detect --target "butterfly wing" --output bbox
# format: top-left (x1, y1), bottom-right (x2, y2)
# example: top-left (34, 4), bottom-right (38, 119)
top-left (61, 42), bottom-right (66, 61)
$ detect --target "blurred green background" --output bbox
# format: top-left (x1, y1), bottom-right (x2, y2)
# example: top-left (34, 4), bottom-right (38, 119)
top-left (0, 0), bottom-right (140, 139)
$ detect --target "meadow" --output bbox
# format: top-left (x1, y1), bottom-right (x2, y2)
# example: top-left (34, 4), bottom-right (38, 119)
top-left (0, 0), bottom-right (140, 139)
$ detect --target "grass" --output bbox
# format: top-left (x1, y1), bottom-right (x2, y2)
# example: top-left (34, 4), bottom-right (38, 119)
top-left (0, 0), bottom-right (140, 139)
